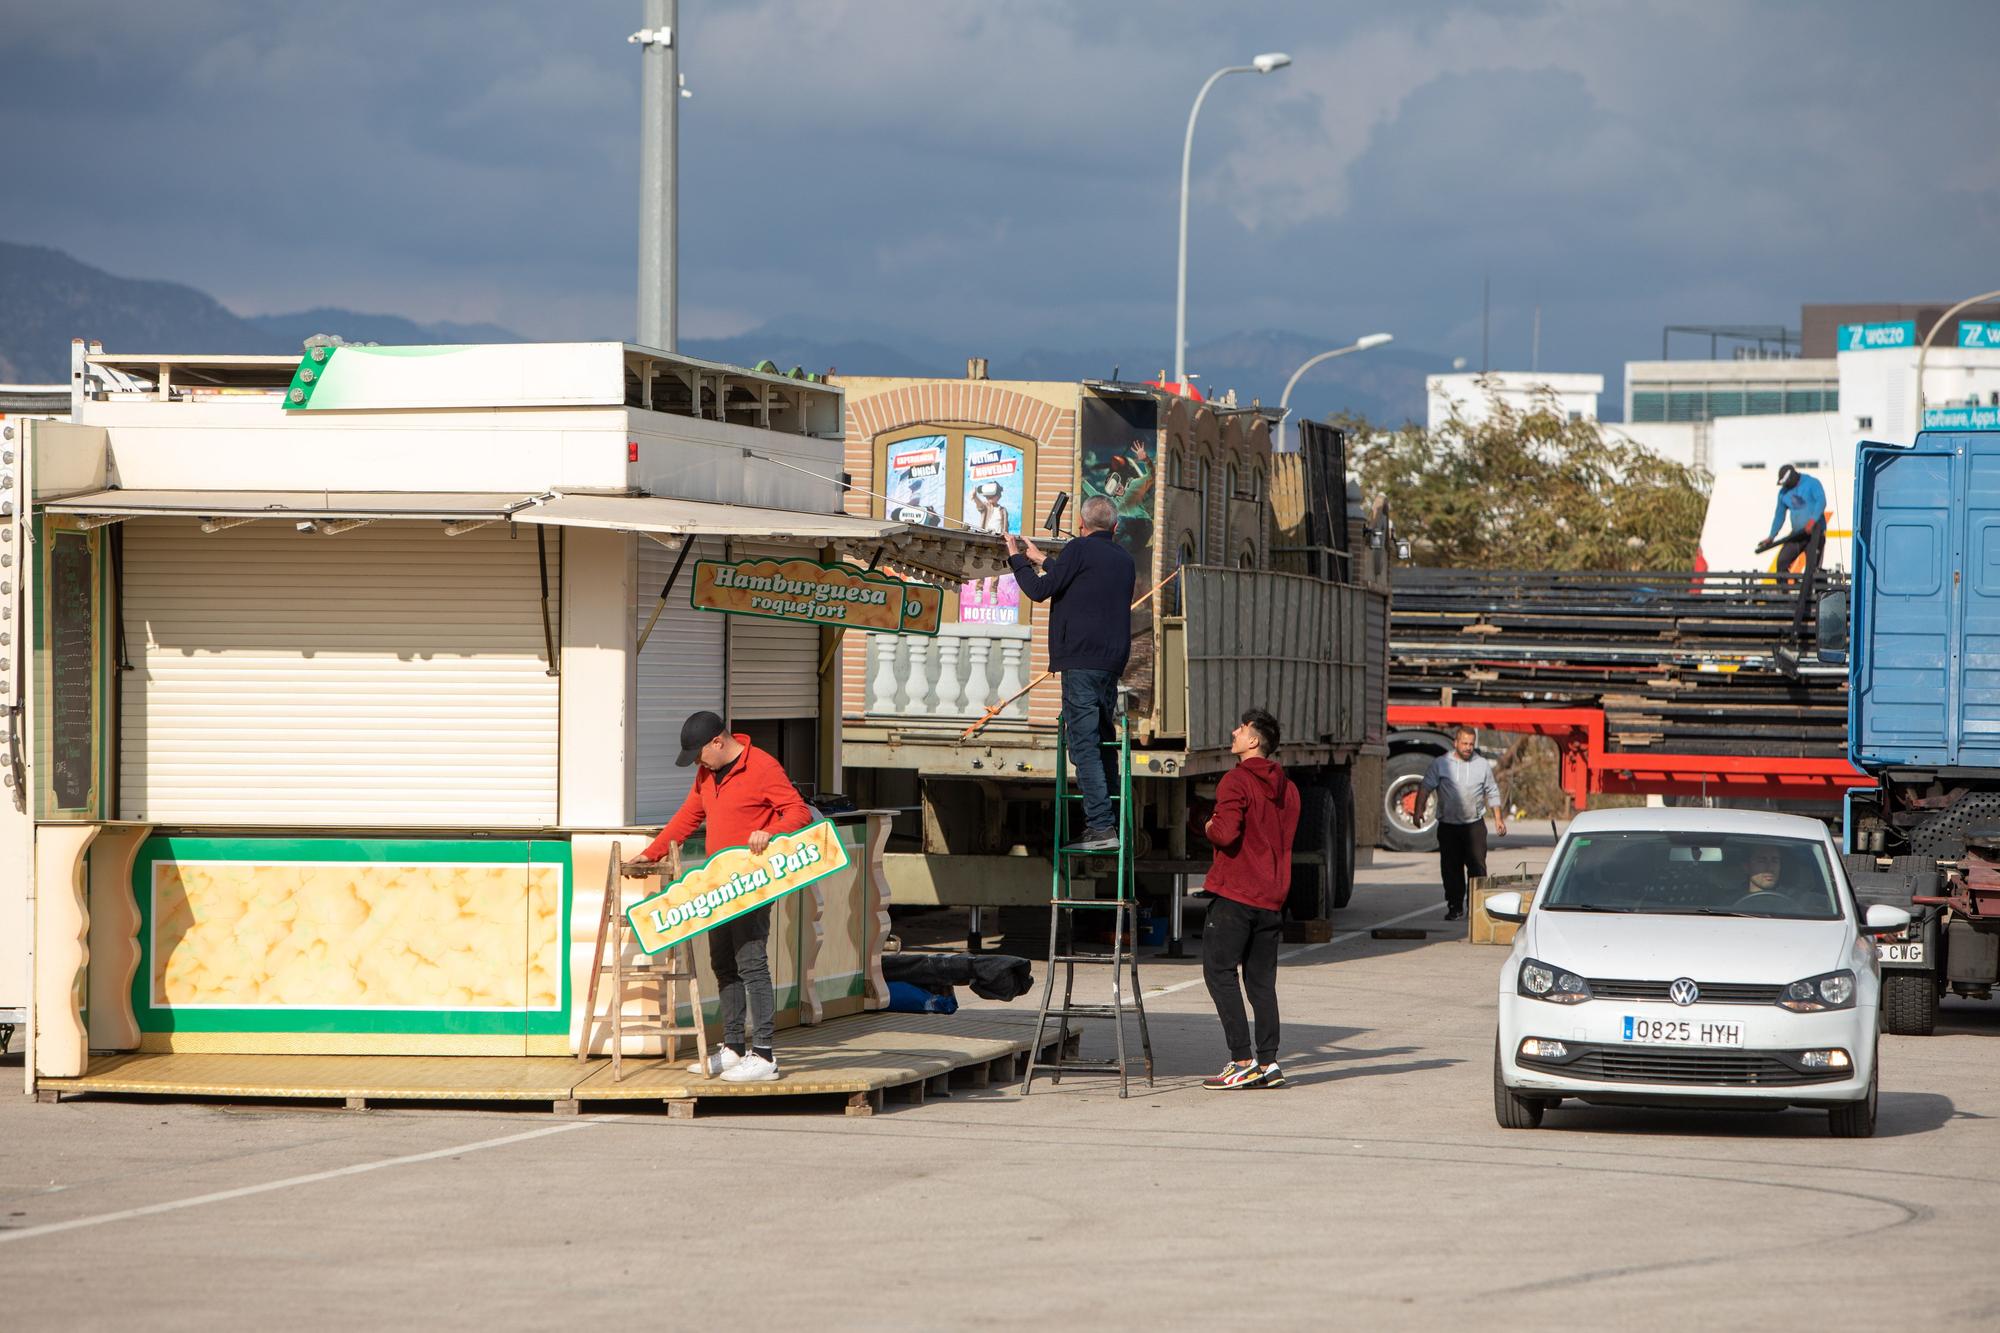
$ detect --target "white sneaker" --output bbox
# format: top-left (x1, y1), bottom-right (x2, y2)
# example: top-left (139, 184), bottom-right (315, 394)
top-left (688, 1047), bottom-right (743, 1076)
top-left (719, 1053), bottom-right (780, 1083)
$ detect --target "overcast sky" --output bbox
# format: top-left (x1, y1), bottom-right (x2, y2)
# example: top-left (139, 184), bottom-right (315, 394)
top-left (4, 0), bottom-right (1997, 381)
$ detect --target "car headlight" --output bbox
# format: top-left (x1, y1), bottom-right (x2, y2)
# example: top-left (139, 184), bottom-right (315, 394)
top-left (1518, 958), bottom-right (1592, 1004)
top-left (1777, 969), bottom-right (1856, 1012)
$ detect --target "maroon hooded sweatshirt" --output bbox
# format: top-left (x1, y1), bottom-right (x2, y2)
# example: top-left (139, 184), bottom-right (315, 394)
top-left (1203, 756), bottom-right (1301, 912)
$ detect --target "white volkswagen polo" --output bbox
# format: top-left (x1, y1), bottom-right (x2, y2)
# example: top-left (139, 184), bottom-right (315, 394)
top-left (1490, 808), bottom-right (1910, 1137)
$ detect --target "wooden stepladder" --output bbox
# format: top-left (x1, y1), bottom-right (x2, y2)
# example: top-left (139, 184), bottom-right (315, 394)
top-left (578, 841), bottom-right (709, 1082)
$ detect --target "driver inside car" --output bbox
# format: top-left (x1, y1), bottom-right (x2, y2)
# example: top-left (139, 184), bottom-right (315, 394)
top-left (1739, 846), bottom-right (1786, 900)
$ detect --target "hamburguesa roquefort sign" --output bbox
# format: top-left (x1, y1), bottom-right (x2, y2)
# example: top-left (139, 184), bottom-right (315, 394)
top-left (691, 557), bottom-right (941, 635)
top-left (627, 820), bottom-right (852, 954)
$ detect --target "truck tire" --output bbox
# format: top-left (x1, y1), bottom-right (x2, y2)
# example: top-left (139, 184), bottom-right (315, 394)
top-left (1331, 769), bottom-right (1357, 911)
top-left (1288, 782), bottom-right (1337, 919)
top-left (1882, 971), bottom-right (1938, 1036)
top-left (1382, 752), bottom-right (1438, 853)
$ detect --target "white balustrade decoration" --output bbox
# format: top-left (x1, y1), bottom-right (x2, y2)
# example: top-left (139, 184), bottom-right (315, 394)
top-left (865, 624), bottom-right (1033, 722)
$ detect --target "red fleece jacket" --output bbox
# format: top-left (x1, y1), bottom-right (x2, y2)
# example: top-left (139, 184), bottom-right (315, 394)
top-left (641, 737), bottom-right (813, 861)
top-left (1203, 756), bottom-right (1301, 913)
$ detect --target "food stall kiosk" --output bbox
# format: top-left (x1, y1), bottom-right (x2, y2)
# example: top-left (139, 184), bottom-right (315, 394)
top-left (10, 340), bottom-right (1009, 1092)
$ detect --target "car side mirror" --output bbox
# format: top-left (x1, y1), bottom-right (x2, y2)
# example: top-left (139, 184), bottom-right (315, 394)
top-left (1485, 890), bottom-right (1529, 923)
top-left (1817, 588), bottom-right (1849, 665)
top-left (1862, 903), bottom-right (1912, 934)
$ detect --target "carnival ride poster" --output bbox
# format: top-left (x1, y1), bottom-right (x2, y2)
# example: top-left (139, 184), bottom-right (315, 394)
top-left (887, 436), bottom-right (947, 527)
top-left (960, 436), bottom-right (1023, 625)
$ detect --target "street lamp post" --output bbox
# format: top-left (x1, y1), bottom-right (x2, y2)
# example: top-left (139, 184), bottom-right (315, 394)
top-left (1175, 52), bottom-right (1291, 389)
top-left (1915, 286), bottom-right (2000, 426)
top-left (1273, 333), bottom-right (1393, 450)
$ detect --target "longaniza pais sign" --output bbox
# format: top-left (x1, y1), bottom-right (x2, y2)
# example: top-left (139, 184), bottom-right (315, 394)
top-left (626, 819), bottom-right (852, 954)
top-left (690, 557), bottom-right (941, 634)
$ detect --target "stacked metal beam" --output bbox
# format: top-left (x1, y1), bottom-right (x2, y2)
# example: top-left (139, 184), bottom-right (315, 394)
top-left (1390, 569), bottom-right (1849, 757)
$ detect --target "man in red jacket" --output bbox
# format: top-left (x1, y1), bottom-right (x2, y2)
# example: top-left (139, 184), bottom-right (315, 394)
top-left (623, 710), bottom-right (813, 1083)
top-left (1199, 707), bottom-right (1301, 1090)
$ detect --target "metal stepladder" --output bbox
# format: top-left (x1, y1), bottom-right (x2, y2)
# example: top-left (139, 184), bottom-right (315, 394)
top-left (1020, 689), bottom-right (1155, 1097)
top-left (578, 841), bottom-right (710, 1082)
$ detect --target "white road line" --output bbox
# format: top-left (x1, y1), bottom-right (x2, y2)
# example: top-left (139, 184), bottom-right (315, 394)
top-left (0, 1115), bottom-right (624, 1246)
top-left (1147, 901), bottom-right (1445, 998)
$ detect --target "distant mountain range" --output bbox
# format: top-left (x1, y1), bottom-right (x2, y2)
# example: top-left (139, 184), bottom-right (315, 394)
top-left (0, 240), bottom-right (1443, 425)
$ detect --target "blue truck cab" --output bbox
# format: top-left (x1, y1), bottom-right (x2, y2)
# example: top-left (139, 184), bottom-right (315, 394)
top-left (1845, 426), bottom-right (2000, 1033)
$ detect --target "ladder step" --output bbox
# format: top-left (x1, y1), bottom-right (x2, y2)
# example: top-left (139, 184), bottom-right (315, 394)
top-left (598, 964), bottom-right (696, 977)
top-left (1049, 897), bottom-right (1132, 908)
top-left (594, 1023), bottom-right (707, 1037)
top-left (1050, 953), bottom-right (1130, 964)
top-left (1039, 1004), bottom-right (1134, 1018)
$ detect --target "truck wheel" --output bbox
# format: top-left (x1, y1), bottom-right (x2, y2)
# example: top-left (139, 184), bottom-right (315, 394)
top-left (1288, 782), bottom-right (1336, 919)
top-left (1881, 971), bottom-right (1937, 1036)
top-left (1382, 752), bottom-right (1438, 853)
top-left (1331, 770), bottom-right (1357, 910)
top-left (1493, 1038), bottom-right (1544, 1129)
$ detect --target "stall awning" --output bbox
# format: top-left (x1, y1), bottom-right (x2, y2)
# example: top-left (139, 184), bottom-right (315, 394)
top-left (40, 488), bottom-right (1021, 583)
top-left (41, 489), bottom-right (543, 521)
top-left (511, 493), bottom-right (1017, 584)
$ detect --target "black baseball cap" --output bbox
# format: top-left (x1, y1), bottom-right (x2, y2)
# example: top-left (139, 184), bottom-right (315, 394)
top-left (676, 710), bottom-right (727, 767)
top-left (1777, 464), bottom-right (1799, 489)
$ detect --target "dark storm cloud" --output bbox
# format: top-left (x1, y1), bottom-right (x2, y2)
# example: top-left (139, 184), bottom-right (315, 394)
top-left (2, 0), bottom-right (1995, 386)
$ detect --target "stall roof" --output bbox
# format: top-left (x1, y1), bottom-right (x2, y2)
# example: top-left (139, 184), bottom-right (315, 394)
top-left (42, 489), bottom-right (542, 519)
top-left (512, 493), bottom-right (1016, 583)
top-left (42, 487), bottom-right (1018, 583)
top-left (517, 492), bottom-right (900, 540)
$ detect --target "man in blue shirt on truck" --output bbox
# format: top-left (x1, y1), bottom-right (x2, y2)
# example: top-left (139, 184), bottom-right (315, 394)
top-left (1008, 495), bottom-right (1137, 851)
top-left (1765, 464), bottom-right (1828, 640)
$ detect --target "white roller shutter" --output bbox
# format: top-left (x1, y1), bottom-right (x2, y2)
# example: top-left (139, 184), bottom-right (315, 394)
top-left (635, 537), bottom-right (725, 823)
top-left (725, 541), bottom-right (821, 722)
top-left (120, 519), bottom-right (558, 825)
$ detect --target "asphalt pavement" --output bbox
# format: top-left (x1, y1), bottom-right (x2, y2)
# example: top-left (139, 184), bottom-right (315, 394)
top-left (7, 823), bottom-right (2000, 1329)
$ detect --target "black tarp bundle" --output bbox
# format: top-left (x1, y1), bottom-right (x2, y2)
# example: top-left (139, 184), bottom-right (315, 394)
top-left (881, 952), bottom-right (1035, 1002)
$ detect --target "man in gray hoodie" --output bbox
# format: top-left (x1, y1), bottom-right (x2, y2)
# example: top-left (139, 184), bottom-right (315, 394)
top-left (1415, 725), bottom-right (1507, 922)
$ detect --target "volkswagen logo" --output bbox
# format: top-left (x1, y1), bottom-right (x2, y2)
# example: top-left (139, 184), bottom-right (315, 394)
top-left (1669, 978), bottom-right (1701, 1007)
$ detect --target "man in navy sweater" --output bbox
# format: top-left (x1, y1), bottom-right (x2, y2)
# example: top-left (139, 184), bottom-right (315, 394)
top-left (1007, 495), bottom-right (1137, 850)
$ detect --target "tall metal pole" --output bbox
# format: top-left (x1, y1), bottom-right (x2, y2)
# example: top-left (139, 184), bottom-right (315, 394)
top-left (1480, 274), bottom-right (1490, 373)
top-left (1174, 55), bottom-right (1288, 389)
top-left (1176, 66), bottom-right (1244, 389)
top-left (635, 0), bottom-right (679, 350)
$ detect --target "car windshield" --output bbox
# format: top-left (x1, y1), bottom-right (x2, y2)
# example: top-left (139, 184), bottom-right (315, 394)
top-left (1539, 831), bottom-right (1842, 920)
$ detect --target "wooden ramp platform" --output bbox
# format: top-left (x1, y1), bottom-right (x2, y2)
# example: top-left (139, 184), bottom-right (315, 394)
top-left (35, 1012), bottom-right (1054, 1118)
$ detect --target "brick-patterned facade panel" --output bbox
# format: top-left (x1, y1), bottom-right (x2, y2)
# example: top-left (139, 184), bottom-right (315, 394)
top-left (835, 379), bottom-right (1078, 730)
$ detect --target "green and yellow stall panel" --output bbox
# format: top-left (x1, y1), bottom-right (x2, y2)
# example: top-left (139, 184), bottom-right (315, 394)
top-left (132, 837), bottom-right (572, 1055)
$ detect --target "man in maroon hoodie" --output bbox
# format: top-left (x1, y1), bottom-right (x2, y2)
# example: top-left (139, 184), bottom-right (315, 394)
top-left (1200, 707), bottom-right (1301, 1090)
